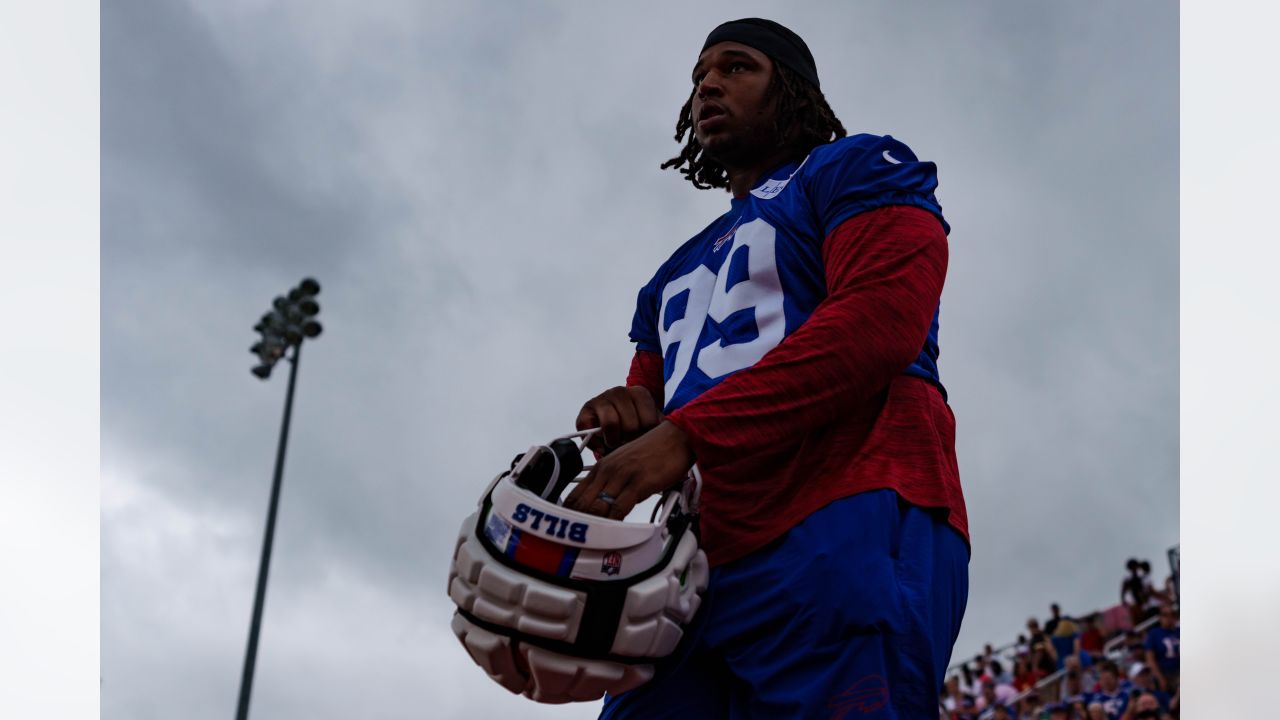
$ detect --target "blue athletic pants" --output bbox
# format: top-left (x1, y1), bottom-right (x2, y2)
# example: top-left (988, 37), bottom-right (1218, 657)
top-left (600, 489), bottom-right (969, 719)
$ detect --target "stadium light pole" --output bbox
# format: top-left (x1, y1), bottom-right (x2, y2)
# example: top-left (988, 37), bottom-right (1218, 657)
top-left (236, 277), bottom-right (323, 720)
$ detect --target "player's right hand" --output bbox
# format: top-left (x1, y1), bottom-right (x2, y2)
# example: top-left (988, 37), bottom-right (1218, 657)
top-left (575, 386), bottom-right (661, 455)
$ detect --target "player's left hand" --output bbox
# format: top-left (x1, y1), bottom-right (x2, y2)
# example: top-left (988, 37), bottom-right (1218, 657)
top-left (563, 420), bottom-right (694, 520)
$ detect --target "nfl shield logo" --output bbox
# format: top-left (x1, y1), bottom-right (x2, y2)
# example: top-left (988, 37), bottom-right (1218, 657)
top-left (601, 551), bottom-right (622, 576)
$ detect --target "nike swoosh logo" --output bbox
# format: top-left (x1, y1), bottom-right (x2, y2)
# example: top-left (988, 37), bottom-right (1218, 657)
top-left (882, 150), bottom-right (902, 165)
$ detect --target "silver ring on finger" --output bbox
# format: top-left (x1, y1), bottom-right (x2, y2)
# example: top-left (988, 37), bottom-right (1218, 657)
top-left (597, 491), bottom-right (617, 505)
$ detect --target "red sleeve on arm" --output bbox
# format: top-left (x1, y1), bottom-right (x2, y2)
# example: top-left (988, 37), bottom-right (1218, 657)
top-left (666, 205), bottom-right (948, 468)
top-left (626, 349), bottom-right (665, 410)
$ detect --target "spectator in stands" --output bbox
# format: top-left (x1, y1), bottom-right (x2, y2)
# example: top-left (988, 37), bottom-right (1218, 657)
top-left (976, 645), bottom-right (994, 676)
top-left (987, 703), bottom-right (1013, 720)
top-left (1053, 612), bottom-right (1080, 639)
top-left (1059, 657), bottom-right (1092, 707)
top-left (1014, 633), bottom-right (1030, 657)
top-left (989, 658), bottom-right (1013, 687)
top-left (1027, 618), bottom-right (1058, 666)
top-left (1121, 558), bottom-right (1150, 626)
top-left (1138, 561), bottom-right (1170, 619)
top-left (1045, 603), bottom-right (1064, 635)
top-left (974, 704), bottom-right (1000, 720)
top-left (1029, 640), bottom-right (1058, 677)
top-left (1066, 652), bottom-right (1098, 686)
top-left (1075, 613), bottom-right (1106, 659)
top-left (1015, 690), bottom-right (1043, 720)
top-left (1046, 702), bottom-right (1071, 720)
top-left (1045, 602), bottom-right (1081, 639)
top-left (1144, 604), bottom-right (1179, 693)
top-left (975, 682), bottom-right (1001, 713)
top-left (1119, 630), bottom-right (1147, 667)
top-left (1126, 662), bottom-right (1171, 713)
top-left (1161, 574), bottom-right (1178, 605)
top-left (975, 665), bottom-right (993, 697)
top-left (1086, 701), bottom-right (1108, 720)
top-left (960, 662), bottom-right (980, 697)
top-left (968, 674), bottom-right (1012, 714)
top-left (940, 676), bottom-right (958, 716)
top-left (1121, 692), bottom-right (1171, 720)
top-left (1089, 660), bottom-right (1131, 719)
top-left (942, 675), bottom-right (967, 717)
top-left (974, 653), bottom-right (989, 676)
top-left (1012, 655), bottom-right (1039, 692)
top-left (1048, 612), bottom-right (1081, 667)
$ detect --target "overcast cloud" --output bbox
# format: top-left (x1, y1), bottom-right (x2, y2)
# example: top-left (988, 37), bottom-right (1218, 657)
top-left (102, 2), bottom-right (1177, 718)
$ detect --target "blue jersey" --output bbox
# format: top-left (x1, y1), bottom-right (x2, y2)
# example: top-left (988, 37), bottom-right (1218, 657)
top-left (1090, 687), bottom-right (1131, 719)
top-left (1146, 687), bottom-right (1172, 712)
top-left (629, 134), bottom-right (949, 413)
top-left (1062, 690), bottom-right (1090, 707)
top-left (1145, 626), bottom-right (1180, 672)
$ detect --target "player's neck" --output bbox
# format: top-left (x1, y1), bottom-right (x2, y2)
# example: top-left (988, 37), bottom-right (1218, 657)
top-left (726, 146), bottom-right (796, 199)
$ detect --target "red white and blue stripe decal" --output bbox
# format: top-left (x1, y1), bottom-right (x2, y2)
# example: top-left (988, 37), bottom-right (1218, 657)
top-left (505, 528), bottom-right (580, 578)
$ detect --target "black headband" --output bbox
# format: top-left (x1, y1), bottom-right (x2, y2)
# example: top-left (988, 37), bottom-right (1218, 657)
top-left (701, 18), bottom-right (820, 90)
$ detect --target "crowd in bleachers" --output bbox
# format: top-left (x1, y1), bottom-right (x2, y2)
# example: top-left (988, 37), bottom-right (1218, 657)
top-left (940, 557), bottom-right (1180, 720)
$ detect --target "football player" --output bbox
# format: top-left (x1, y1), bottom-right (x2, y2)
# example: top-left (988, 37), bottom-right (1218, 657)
top-left (564, 18), bottom-right (970, 718)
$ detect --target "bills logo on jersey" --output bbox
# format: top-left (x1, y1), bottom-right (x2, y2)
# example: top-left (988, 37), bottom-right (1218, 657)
top-left (601, 551), bottom-right (622, 576)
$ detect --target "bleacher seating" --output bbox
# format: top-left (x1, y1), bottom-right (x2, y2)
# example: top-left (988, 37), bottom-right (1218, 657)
top-left (939, 549), bottom-right (1179, 720)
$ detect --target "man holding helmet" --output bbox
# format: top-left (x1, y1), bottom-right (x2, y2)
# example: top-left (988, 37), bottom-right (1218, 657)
top-left (566, 17), bottom-right (971, 719)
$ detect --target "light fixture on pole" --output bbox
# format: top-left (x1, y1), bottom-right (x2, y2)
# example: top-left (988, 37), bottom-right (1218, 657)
top-left (236, 277), bottom-right (323, 720)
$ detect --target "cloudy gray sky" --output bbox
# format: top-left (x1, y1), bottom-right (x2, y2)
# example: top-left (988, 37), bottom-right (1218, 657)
top-left (101, 2), bottom-right (1177, 717)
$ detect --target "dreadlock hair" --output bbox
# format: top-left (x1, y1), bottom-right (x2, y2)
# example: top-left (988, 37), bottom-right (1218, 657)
top-left (661, 61), bottom-right (847, 190)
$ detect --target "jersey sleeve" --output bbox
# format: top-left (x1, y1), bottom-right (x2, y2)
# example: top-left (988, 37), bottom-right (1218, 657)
top-left (625, 350), bottom-right (665, 410)
top-left (665, 205), bottom-right (947, 471)
top-left (628, 272), bottom-right (662, 353)
top-left (802, 134), bottom-right (949, 238)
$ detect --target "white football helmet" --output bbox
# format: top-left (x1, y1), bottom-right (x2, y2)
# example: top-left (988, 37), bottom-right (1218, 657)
top-left (447, 429), bottom-right (709, 704)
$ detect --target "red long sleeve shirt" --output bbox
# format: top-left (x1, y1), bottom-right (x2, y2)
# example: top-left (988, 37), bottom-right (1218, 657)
top-left (627, 205), bottom-right (968, 567)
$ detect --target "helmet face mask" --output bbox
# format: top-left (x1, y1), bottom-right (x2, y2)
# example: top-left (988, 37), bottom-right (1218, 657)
top-left (447, 430), bottom-right (710, 704)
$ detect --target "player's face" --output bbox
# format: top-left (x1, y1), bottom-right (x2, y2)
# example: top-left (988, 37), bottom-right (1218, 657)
top-left (690, 42), bottom-right (778, 164)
